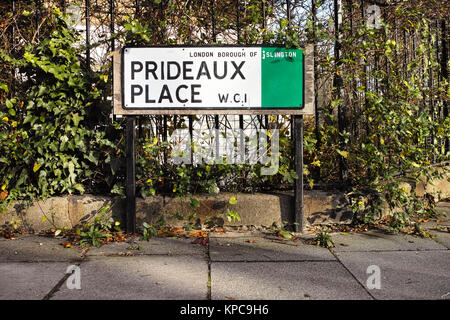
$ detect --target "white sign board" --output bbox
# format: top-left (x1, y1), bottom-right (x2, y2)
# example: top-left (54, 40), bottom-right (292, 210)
top-left (115, 46), bottom-right (314, 115)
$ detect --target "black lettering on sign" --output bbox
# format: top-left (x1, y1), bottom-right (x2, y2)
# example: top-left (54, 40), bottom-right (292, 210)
top-left (183, 61), bottom-right (194, 80)
top-left (214, 61), bottom-right (227, 79)
top-left (132, 60), bottom-right (248, 81)
top-left (176, 85), bottom-right (188, 103)
top-left (131, 85), bottom-right (143, 103)
top-left (197, 61), bottom-right (211, 80)
top-left (167, 61), bottom-right (181, 80)
top-left (191, 84), bottom-right (202, 103)
top-left (230, 61), bottom-right (245, 80)
top-left (218, 93), bottom-right (228, 103)
top-left (158, 84), bottom-right (173, 103)
top-left (145, 61), bottom-right (157, 80)
top-left (145, 85), bottom-right (155, 103)
top-left (131, 61), bottom-right (143, 80)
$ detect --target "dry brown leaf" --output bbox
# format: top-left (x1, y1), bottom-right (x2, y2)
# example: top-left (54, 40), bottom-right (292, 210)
top-left (60, 241), bottom-right (72, 248)
top-left (158, 228), bottom-right (177, 237)
top-left (172, 227), bottom-right (185, 234)
top-left (189, 230), bottom-right (208, 238)
top-left (0, 190), bottom-right (8, 200)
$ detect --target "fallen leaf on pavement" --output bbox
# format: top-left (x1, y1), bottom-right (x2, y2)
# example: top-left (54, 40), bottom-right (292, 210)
top-left (60, 241), bottom-right (72, 248)
top-left (277, 230), bottom-right (292, 239)
top-left (189, 230), bottom-right (208, 238)
top-left (118, 251), bottom-right (134, 256)
top-left (158, 228), bottom-right (178, 237)
top-left (192, 238), bottom-right (209, 246)
top-left (225, 296), bottom-right (235, 300)
top-left (172, 227), bottom-right (184, 234)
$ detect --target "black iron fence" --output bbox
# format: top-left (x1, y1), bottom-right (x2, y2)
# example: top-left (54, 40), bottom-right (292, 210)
top-left (2, 0), bottom-right (448, 187)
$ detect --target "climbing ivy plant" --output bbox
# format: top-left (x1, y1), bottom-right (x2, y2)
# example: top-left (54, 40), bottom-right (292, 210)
top-left (0, 8), bottom-right (116, 209)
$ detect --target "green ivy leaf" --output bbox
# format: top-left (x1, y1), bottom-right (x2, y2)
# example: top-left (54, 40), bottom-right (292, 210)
top-left (336, 150), bottom-right (349, 159)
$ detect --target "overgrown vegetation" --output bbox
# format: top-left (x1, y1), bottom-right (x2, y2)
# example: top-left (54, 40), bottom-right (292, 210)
top-left (0, 1), bottom-right (448, 234)
top-left (63, 204), bottom-right (123, 247)
top-left (0, 8), bottom-right (117, 212)
top-left (313, 228), bottom-right (334, 248)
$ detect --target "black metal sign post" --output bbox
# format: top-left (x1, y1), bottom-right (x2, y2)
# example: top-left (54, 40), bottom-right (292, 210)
top-left (115, 45), bottom-right (314, 234)
top-left (124, 116), bottom-right (304, 234)
top-left (293, 115), bottom-right (304, 232)
top-left (124, 119), bottom-right (304, 234)
top-left (125, 116), bottom-right (136, 233)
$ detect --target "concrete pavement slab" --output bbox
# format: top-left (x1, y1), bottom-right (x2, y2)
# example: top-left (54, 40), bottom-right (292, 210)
top-left (421, 209), bottom-right (449, 231)
top-left (420, 201), bottom-right (450, 248)
top-left (436, 201), bottom-right (450, 214)
top-left (0, 235), bottom-right (83, 262)
top-left (52, 255), bottom-right (208, 300)
top-left (0, 262), bottom-right (68, 300)
top-left (210, 231), bottom-right (266, 238)
top-left (210, 236), bottom-right (335, 262)
top-left (330, 230), bottom-right (447, 252)
top-left (335, 250), bottom-right (450, 300)
top-left (429, 230), bottom-right (450, 249)
top-left (421, 217), bottom-right (450, 230)
top-left (211, 261), bottom-right (372, 300)
top-left (86, 237), bottom-right (206, 257)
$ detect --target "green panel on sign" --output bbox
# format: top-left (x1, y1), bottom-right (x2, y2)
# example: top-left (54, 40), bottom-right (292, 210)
top-left (261, 47), bottom-right (303, 108)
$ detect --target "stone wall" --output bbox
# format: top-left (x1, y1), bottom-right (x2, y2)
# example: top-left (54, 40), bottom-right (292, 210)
top-left (0, 191), bottom-right (352, 232)
top-left (1, 165), bottom-right (448, 232)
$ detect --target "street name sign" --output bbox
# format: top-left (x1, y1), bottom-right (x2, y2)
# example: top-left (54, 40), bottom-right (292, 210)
top-left (114, 45), bottom-right (314, 115)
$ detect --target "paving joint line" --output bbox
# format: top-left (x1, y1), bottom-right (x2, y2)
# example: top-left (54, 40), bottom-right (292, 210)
top-left (331, 248), bottom-right (449, 253)
top-left (42, 247), bottom-right (91, 300)
top-left (210, 259), bottom-right (338, 263)
top-left (207, 235), bottom-right (212, 300)
top-left (328, 248), bottom-right (377, 300)
top-left (0, 259), bottom-right (83, 264)
top-left (85, 253), bottom-right (207, 258)
top-left (42, 261), bottom-right (83, 300)
top-left (429, 235), bottom-right (450, 249)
